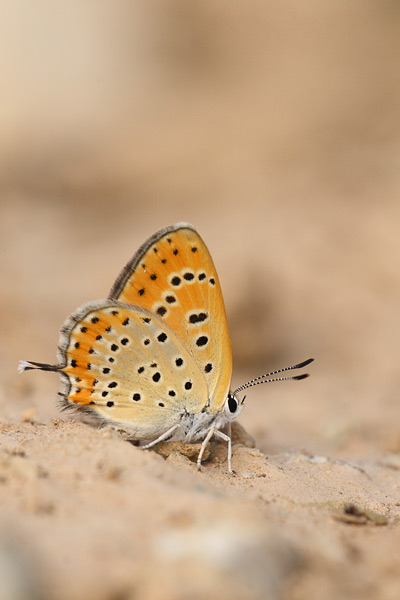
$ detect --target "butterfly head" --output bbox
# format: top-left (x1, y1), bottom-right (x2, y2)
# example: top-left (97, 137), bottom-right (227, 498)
top-left (223, 392), bottom-right (246, 420)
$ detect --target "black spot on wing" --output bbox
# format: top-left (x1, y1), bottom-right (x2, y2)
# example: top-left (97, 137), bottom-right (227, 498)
top-left (188, 312), bottom-right (208, 324)
top-left (196, 335), bottom-right (209, 347)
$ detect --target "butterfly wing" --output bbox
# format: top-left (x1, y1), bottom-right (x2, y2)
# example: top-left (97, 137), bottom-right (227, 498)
top-left (57, 300), bottom-right (208, 439)
top-left (109, 223), bottom-right (232, 412)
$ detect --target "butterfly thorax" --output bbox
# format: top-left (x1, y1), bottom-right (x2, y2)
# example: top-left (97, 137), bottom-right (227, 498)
top-left (169, 407), bottom-right (229, 443)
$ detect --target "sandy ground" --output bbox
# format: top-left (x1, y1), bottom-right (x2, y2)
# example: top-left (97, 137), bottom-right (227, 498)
top-left (1, 418), bottom-right (400, 600)
top-left (1, 3), bottom-right (400, 599)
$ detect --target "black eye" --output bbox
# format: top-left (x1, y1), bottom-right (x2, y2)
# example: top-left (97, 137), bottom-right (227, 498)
top-left (228, 395), bottom-right (238, 413)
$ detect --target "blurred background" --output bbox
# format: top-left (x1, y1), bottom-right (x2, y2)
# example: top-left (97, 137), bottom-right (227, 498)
top-left (1, 1), bottom-right (400, 462)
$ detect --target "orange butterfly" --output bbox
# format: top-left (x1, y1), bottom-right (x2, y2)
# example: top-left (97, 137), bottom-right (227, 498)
top-left (19, 223), bottom-right (313, 474)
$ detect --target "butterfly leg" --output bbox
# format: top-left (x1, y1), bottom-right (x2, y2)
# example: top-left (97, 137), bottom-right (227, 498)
top-left (140, 424), bottom-right (181, 450)
top-left (214, 428), bottom-right (235, 476)
top-left (197, 424), bottom-right (216, 471)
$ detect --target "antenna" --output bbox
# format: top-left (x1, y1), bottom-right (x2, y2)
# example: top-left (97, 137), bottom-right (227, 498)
top-left (233, 358), bottom-right (314, 396)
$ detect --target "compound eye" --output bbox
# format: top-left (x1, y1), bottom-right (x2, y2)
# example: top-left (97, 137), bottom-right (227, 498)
top-left (227, 395), bottom-right (238, 413)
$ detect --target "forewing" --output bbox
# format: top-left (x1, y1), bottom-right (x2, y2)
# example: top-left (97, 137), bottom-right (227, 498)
top-left (109, 223), bottom-right (232, 411)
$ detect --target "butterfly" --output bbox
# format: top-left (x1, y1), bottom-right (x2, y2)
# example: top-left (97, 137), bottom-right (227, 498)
top-left (19, 222), bottom-right (313, 474)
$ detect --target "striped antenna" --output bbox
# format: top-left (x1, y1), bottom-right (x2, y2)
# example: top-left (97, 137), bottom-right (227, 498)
top-left (233, 358), bottom-right (314, 396)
